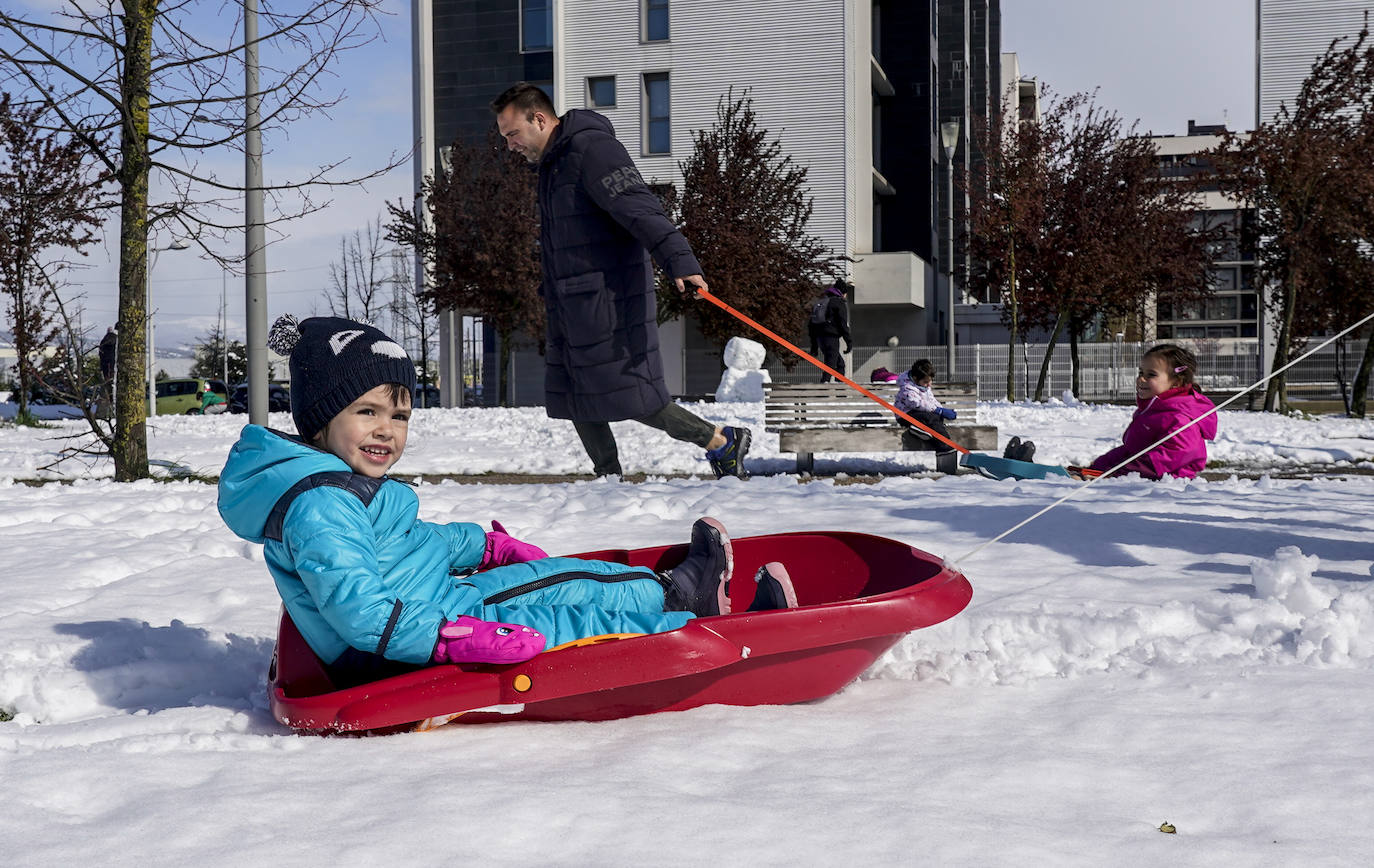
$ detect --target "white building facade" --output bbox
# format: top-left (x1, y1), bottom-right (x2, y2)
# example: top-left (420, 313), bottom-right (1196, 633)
top-left (1258, 0), bottom-right (1374, 124)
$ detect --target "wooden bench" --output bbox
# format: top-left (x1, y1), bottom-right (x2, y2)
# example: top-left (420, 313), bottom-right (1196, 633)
top-left (764, 382), bottom-right (998, 474)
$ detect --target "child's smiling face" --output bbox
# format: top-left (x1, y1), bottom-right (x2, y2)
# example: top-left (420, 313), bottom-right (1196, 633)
top-left (1136, 355), bottom-right (1179, 400)
top-left (314, 384), bottom-right (411, 477)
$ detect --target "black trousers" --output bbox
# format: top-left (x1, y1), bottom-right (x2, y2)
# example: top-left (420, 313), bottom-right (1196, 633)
top-left (815, 335), bottom-right (845, 382)
top-left (898, 410), bottom-right (955, 454)
top-left (572, 402), bottom-right (718, 477)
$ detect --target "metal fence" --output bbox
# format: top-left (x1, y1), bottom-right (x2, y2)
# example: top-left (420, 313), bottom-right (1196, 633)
top-left (684, 337), bottom-right (1373, 405)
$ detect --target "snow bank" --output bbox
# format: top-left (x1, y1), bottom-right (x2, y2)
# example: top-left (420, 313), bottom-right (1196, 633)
top-left (874, 546), bottom-right (1374, 685)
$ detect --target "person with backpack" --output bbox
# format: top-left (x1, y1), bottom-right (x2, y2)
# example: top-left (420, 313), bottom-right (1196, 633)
top-left (807, 280), bottom-right (853, 383)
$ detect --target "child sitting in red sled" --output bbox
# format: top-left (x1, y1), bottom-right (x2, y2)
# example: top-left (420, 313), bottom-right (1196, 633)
top-left (1080, 343), bottom-right (1217, 480)
top-left (218, 315), bottom-right (797, 688)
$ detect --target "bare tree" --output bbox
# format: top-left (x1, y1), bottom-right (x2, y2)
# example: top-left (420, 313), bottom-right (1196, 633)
top-left (322, 216), bottom-right (393, 323)
top-left (0, 0), bottom-right (397, 478)
top-left (386, 128), bottom-right (544, 407)
top-left (656, 89), bottom-right (846, 362)
top-left (0, 92), bottom-right (106, 424)
top-left (385, 248), bottom-right (438, 405)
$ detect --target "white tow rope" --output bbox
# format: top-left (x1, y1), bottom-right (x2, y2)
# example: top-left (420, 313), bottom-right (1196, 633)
top-left (952, 310), bottom-right (1374, 568)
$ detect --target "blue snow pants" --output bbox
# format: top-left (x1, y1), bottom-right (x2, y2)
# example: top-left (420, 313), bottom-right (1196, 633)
top-left (459, 556), bottom-right (693, 646)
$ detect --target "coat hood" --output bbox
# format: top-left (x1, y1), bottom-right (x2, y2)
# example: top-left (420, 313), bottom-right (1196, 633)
top-left (217, 424), bottom-right (349, 543)
top-left (1139, 387), bottom-right (1218, 441)
top-left (559, 108), bottom-right (616, 139)
top-left (543, 109), bottom-right (616, 162)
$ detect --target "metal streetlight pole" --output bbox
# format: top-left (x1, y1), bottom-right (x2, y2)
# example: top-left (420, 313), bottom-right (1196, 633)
top-left (146, 238), bottom-right (189, 416)
top-left (940, 119), bottom-right (961, 380)
top-left (221, 269), bottom-right (229, 385)
top-left (245, 0), bottom-right (268, 424)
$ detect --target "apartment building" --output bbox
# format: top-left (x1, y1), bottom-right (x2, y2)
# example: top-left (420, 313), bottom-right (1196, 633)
top-left (1258, 0), bottom-right (1374, 125)
top-left (1149, 122), bottom-right (1260, 343)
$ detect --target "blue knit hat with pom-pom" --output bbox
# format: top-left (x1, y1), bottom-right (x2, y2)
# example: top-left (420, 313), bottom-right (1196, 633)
top-left (267, 314), bottom-right (417, 440)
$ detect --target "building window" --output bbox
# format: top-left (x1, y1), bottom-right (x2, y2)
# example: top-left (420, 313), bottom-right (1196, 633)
top-left (587, 76), bottom-right (616, 108)
top-left (644, 72), bottom-right (670, 154)
top-left (521, 0), bottom-right (552, 52)
top-left (644, 0), bottom-right (669, 42)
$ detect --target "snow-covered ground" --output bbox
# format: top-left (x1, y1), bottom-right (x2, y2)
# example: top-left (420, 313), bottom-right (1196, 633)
top-left (4, 399), bottom-right (1374, 865)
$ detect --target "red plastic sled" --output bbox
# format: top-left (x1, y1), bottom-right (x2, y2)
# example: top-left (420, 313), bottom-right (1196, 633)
top-left (268, 531), bottom-right (973, 734)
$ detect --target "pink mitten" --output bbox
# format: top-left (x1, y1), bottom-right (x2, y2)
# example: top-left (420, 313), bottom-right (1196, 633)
top-left (480, 519), bottom-right (549, 568)
top-left (432, 616), bottom-right (546, 665)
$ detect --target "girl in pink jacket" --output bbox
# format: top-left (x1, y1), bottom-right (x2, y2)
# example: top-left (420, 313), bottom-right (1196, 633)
top-left (1088, 344), bottom-right (1218, 480)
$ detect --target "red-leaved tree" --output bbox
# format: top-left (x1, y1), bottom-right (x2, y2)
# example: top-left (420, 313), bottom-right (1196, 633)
top-left (386, 128), bottom-right (543, 406)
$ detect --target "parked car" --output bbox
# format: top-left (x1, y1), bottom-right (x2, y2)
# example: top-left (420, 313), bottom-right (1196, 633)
top-left (228, 382), bottom-right (291, 414)
top-left (156, 378), bottom-right (228, 415)
top-left (414, 383), bottom-right (441, 408)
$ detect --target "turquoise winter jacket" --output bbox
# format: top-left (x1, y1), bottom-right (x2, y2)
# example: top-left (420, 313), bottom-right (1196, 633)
top-left (218, 426), bottom-right (687, 666)
top-left (218, 425), bottom-right (489, 664)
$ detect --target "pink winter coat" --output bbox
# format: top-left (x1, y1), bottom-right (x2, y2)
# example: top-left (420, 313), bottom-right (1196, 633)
top-left (1089, 387), bottom-right (1218, 480)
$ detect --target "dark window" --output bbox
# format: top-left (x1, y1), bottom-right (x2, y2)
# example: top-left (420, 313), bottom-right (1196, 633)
top-left (1205, 296), bottom-right (1238, 321)
top-left (1157, 325), bottom-right (1174, 339)
top-left (588, 76), bottom-right (616, 108)
top-left (645, 0), bottom-right (669, 41)
top-left (522, 0), bottom-right (552, 52)
top-left (1212, 267), bottom-right (1236, 291)
top-left (644, 72), bottom-right (670, 154)
top-left (1241, 323), bottom-right (1258, 337)
top-left (1240, 293), bottom-right (1258, 319)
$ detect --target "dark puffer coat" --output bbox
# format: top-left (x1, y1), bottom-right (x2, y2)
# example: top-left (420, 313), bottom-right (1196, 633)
top-left (537, 109), bottom-right (702, 421)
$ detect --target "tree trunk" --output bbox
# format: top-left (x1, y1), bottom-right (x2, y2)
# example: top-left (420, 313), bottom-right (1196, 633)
top-left (1351, 329), bottom-right (1374, 418)
top-left (1069, 312), bottom-right (1081, 398)
top-left (111, 1), bottom-right (156, 481)
top-left (1005, 242), bottom-right (1018, 402)
top-left (497, 329), bottom-right (513, 407)
top-left (12, 266), bottom-right (32, 421)
top-left (1033, 308), bottom-right (1067, 402)
top-left (1263, 274), bottom-right (1298, 413)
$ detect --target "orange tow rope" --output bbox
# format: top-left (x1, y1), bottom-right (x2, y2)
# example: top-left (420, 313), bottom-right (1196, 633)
top-left (694, 289), bottom-right (969, 455)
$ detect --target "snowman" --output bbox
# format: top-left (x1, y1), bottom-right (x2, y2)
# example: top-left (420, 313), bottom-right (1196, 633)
top-left (714, 336), bottom-right (771, 403)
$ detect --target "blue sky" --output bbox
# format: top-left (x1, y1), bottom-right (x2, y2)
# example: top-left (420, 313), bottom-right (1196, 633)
top-left (25, 0), bottom-right (1256, 349)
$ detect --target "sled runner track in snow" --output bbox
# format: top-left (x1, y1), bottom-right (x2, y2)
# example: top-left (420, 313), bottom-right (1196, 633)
top-left (269, 531), bottom-right (973, 734)
top-left (953, 309), bottom-right (1374, 568)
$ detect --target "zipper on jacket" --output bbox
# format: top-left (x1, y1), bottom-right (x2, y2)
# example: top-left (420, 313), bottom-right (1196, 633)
top-left (482, 570), bottom-right (649, 606)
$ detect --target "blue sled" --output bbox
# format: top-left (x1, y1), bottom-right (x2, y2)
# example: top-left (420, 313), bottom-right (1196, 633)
top-left (962, 452), bottom-right (1071, 481)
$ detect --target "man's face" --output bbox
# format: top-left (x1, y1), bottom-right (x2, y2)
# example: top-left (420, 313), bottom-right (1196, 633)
top-left (496, 105), bottom-right (554, 163)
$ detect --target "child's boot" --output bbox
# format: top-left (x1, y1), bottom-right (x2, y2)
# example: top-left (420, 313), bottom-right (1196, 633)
top-left (936, 449), bottom-right (959, 475)
top-left (1003, 436), bottom-right (1022, 460)
top-left (746, 562), bottom-right (799, 612)
top-left (658, 517), bottom-right (734, 616)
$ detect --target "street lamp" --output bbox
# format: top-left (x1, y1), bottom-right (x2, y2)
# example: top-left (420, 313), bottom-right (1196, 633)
top-left (941, 118), bottom-right (961, 380)
top-left (147, 238), bottom-right (189, 416)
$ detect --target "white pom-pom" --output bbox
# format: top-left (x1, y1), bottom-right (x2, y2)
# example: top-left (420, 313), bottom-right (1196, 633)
top-left (267, 314), bottom-right (301, 355)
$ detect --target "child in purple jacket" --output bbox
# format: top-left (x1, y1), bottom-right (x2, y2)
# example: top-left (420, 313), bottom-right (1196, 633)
top-left (1087, 344), bottom-right (1218, 480)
